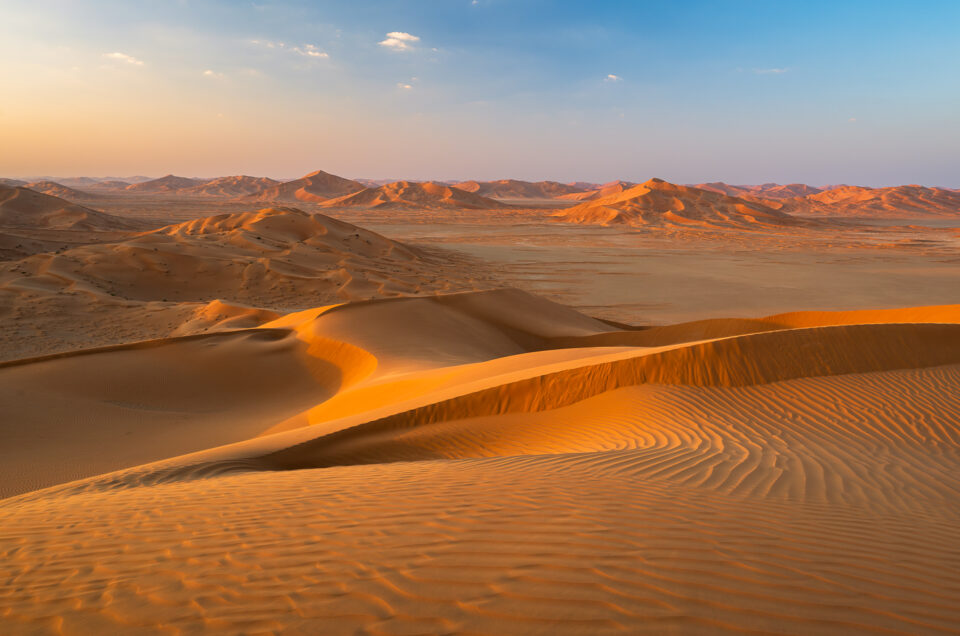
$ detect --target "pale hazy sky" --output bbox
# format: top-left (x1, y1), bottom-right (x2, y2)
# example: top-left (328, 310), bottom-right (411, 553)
top-left (2, 0), bottom-right (958, 185)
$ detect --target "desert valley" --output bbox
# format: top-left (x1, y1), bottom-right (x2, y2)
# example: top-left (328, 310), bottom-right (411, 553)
top-left (1, 170), bottom-right (960, 634)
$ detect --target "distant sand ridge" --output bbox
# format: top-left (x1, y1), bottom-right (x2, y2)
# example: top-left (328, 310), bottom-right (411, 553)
top-left (553, 178), bottom-right (806, 229)
top-left (2, 288), bottom-right (960, 633)
top-left (322, 180), bottom-right (509, 210)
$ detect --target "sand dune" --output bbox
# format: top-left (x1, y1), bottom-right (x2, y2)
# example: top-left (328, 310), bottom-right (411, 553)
top-left (556, 179), bottom-right (636, 201)
top-left (454, 179), bottom-right (584, 199)
top-left (0, 184), bottom-right (135, 231)
top-left (21, 180), bottom-right (95, 199)
top-left (2, 289), bottom-right (960, 633)
top-left (695, 182), bottom-right (825, 200)
top-left (178, 175), bottom-right (280, 197)
top-left (780, 184), bottom-right (960, 217)
top-left (125, 174), bottom-right (207, 193)
top-left (553, 178), bottom-right (803, 229)
top-left (251, 169), bottom-right (366, 202)
top-left (0, 207), bottom-right (493, 361)
top-left (323, 180), bottom-right (509, 210)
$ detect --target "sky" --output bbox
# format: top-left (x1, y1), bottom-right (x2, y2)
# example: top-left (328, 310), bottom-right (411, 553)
top-left (1, 0), bottom-right (958, 185)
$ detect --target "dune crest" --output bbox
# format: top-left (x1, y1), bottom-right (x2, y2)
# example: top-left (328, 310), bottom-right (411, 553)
top-left (250, 169), bottom-right (366, 202)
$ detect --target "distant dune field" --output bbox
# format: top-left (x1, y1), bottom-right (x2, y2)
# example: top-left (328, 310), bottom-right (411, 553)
top-left (1, 175), bottom-right (959, 634)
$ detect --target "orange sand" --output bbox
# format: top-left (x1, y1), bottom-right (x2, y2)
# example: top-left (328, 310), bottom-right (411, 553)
top-left (2, 288), bottom-right (960, 633)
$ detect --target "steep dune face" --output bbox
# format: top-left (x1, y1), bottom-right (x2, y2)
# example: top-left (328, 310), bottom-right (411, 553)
top-left (2, 291), bottom-right (960, 633)
top-left (178, 175), bottom-right (280, 197)
top-left (125, 174), bottom-right (206, 192)
top-left (322, 180), bottom-right (509, 210)
top-left (0, 208), bottom-right (493, 360)
top-left (783, 184), bottom-right (960, 217)
top-left (554, 178), bottom-right (802, 229)
top-left (0, 184), bottom-right (137, 231)
top-left (557, 179), bottom-right (635, 201)
top-left (454, 179), bottom-right (584, 199)
top-left (251, 169), bottom-right (366, 202)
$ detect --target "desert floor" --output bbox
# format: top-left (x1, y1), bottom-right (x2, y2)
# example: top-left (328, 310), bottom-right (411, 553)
top-left (2, 196), bottom-right (959, 634)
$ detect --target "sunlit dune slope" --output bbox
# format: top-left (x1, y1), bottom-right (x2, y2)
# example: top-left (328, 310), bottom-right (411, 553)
top-left (556, 179), bottom-right (635, 201)
top-left (2, 289), bottom-right (960, 633)
top-left (250, 169), bottom-right (366, 202)
top-left (553, 178), bottom-right (804, 229)
top-left (322, 180), bottom-right (509, 210)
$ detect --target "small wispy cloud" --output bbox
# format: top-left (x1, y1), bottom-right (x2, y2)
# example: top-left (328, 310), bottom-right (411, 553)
top-left (848, 117), bottom-right (857, 123)
top-left (104, 52), bottom-right (143, 66)
top-left (604, 74), bottom-right (621, 82)
top-left (397, 82), bottom-right (413, 90)
top-left (379, 32), bottom-right (420, 51)
top-left (203, 69), bottom-right (224, 78)
top-left (293, 44), bottom-right (329, 58)
top-left (250, 39), bottom-right (285, 49)
top-left (753, 67), bottom-right (788, 75)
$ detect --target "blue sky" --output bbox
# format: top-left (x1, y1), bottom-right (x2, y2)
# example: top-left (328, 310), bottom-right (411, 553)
top-left (1, 0), bottom-right (958, 185)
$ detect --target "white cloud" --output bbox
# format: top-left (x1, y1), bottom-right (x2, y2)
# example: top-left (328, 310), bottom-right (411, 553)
top-left (605, 74), bottom-right (621, 82)
top-left (203, 69), bottom-right (224, 78)
top-left (293, 44), bottom-right (329, 58)
top-left (753, 67), bottom-right (788, 74)
top-left (104, 52), bottom-right (143, 66)
top-left (250, 39), bottom-right (285, 49)
top-left (397, 82), bottom-right (413, 90)
top-left (379, 32), bottom-right (420, 51)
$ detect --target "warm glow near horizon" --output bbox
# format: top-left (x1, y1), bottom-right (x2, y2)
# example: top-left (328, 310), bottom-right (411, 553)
top-left (2, 0), bottom-right (958, 186)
